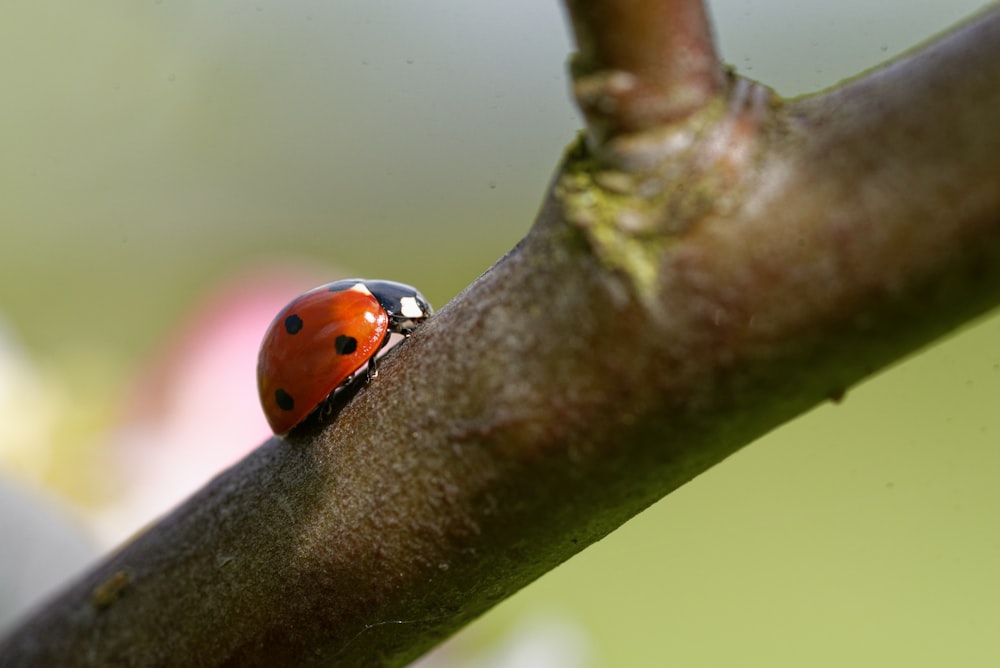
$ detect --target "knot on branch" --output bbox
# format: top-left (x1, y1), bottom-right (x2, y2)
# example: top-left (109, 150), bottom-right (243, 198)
top-left (558, 75), bottom-right (779, 304)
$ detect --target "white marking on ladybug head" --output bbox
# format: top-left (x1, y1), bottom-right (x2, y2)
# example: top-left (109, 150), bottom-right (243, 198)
top-left (348, 282), bottom-right (373, 297)
top-left (399, 296), bottom-right (424, 319)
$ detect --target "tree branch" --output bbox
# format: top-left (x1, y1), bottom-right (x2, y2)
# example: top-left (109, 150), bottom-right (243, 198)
top-left (2, 2), bottom-right (1000, 667)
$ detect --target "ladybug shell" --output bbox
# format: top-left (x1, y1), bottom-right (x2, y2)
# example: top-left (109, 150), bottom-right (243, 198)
top-left (257, 283), bottom-right (389, 435)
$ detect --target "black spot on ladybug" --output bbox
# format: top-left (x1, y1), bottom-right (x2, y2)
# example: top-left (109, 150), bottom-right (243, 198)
top-left (335, 335), bottom-right (358, 355)
top-left (284, 314), bottom-right (303, 335)
top-left (274, 388), bottom-right (295, 411)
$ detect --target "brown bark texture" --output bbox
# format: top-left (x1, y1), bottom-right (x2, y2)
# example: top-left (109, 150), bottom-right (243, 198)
top-left (2, 1), bottom-right (999, 666)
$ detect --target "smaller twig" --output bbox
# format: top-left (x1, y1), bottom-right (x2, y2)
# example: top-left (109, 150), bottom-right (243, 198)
top-left (567, 0), bottom-right (725, 145)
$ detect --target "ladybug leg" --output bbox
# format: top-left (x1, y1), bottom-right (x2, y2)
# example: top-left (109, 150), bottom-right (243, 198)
top-left (319, 397), bottom-right (335, 419)
top-left (366, 355), bottom-right (379, 381)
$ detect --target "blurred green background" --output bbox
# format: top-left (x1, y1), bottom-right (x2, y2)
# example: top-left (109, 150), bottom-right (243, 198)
top-left (1, 1), bottom-right (997, 665)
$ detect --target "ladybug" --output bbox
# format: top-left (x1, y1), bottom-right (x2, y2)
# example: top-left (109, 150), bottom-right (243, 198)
top-left (257, 279), bottom-right (433, 435)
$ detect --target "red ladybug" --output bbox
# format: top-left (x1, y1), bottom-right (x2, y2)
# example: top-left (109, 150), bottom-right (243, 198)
top-left (257, 279), bottom-right (432, 434)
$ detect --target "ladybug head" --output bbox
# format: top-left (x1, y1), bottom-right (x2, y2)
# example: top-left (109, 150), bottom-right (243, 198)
top-left (363, 280), bottom-right (433, 335)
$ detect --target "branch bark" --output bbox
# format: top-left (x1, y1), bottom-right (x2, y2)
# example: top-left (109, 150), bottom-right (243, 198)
top-left (2, 2), bottom-right (1000, 666)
